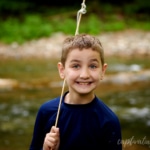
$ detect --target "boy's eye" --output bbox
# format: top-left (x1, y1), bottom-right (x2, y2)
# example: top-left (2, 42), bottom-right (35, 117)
top-left (72, 64), bottom-right (80, 68)
top-left (90, 64), bottom-right (97, 69)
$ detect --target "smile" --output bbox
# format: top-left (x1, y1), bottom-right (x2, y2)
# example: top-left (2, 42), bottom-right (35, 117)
top-left (77, 82), bottom-right (92, 85)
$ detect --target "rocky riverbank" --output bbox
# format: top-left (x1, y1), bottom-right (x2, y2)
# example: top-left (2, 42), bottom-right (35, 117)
top-left (0, 30), bottom-right (150, 59)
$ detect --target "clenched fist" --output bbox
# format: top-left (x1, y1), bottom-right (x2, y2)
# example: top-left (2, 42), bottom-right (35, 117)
top-left (43, 126), bottom-right (60, 150)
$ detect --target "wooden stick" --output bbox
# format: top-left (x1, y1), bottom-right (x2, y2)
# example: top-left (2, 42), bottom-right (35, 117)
top-left (54, 79), bottom-right (66, 127)
top-left (54, 0), bottom-right (86, 128)
top-left (50, 0), bottom-right (87, 149)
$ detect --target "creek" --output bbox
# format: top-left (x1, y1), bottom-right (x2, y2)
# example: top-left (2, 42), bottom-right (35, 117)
top-left (0, 59), bottom-right (150, 150)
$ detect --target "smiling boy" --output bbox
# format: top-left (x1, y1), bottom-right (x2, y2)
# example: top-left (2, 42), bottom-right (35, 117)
top-left (29, 34), bottom-right (122, 150)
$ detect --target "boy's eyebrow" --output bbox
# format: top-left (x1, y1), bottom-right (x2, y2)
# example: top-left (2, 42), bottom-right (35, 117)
top-left (70, 58), bottom-right (99, 63)
top-left (90, 58), bottom-right (99, 62)
top-left (89, 58), bottom-right (100, 64)
top-left (70, 59), bottom-right (81, 63)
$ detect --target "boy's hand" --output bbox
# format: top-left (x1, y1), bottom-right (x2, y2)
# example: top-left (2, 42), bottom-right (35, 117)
top-left (43, 126), bottom-right (60, 150)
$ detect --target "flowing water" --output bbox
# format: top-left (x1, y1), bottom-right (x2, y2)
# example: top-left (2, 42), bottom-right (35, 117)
top-left (0, 58), bottom-right (150, 150)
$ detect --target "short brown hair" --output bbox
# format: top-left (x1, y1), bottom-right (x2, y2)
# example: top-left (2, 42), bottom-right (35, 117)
top-left (61, 34), bottom-right (105, 66)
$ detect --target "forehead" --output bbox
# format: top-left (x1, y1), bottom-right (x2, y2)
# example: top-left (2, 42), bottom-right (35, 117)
top-left (66, 48), bottom-right (101, 62)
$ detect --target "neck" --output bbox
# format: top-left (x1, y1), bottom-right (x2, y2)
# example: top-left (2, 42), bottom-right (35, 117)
top-left (65, 92), bottom-right (95, 104)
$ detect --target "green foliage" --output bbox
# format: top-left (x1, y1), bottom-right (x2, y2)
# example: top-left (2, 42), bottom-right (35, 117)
top-left (0, 13), bottom-right (149, 44)
top-left (0, 15), bottom-right (53, 44)
top-left (0, 2), bottom-right (149, 44)
top-left (126, 19), bottom-right (150, 31)
top-left (53, 18), bottom-right (76, 34)
top-left (80, 14), bottom-right (102, 34)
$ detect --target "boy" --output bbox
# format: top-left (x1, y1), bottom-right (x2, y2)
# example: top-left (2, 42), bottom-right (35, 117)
top-left (29, 34), bottom-right (122, 150)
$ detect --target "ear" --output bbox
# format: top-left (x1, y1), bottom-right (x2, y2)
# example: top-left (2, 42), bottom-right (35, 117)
top-left (57, 62), bottom-right (65, 79)
top-left (100, 63), bottom-right (107, 80)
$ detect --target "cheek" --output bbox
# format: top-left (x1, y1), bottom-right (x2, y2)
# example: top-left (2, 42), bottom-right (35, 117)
top-left (95, 74), bottom-right (101, 81)
top-left (92, 71), bottom-right (101, 78)
top-left (94, 74), bottom-right (102, 82)
top-left (64, 70), bottom-right (77, 79)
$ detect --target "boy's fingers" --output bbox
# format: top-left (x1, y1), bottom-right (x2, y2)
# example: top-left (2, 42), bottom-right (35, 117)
top-left (50, 126), bottom-right (59, 134)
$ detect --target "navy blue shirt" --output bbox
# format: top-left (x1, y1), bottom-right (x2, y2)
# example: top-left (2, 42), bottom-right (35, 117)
top-left (29, 92), bottom-right (122, 150)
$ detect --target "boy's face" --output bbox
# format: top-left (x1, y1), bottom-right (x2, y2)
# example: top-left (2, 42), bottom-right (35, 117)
top-left (58, 48), bottom-right (107, 96)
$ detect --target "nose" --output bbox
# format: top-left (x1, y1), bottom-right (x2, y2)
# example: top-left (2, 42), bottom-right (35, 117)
top-left (80, 67), bottom-right (90, 79)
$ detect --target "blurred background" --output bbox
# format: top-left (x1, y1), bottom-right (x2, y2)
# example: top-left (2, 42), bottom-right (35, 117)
top-left (0, 0), bottom-right (150, 150)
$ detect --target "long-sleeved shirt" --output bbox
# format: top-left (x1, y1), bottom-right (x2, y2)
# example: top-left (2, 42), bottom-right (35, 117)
top-left (29, 91), bottom-right (122, 150)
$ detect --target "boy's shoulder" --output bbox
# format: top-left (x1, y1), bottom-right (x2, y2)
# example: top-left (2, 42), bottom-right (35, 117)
top-left (39, 96), bottom-right (60, 112)
top-left (96, 97), bottom-right (120, 122)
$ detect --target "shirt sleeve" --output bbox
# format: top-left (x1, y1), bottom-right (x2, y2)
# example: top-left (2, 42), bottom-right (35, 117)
top-left (103, 118), bottom-right (122, 150)
top-left (29, 106), bottom-right (46, 150)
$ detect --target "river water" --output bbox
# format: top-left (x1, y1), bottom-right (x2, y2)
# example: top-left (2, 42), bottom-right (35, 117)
top-left (0, 30), bottom-right (150, 149)
top-left (0, 64), bottom-right (150, 150)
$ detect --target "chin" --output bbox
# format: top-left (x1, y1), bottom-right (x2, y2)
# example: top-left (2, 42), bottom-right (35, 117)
top-left (75, 89), bottom-right (94, 95)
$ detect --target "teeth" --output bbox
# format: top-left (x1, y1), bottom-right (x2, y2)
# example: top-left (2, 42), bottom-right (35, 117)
top-left (78, 82), bottom-right (89, 85)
